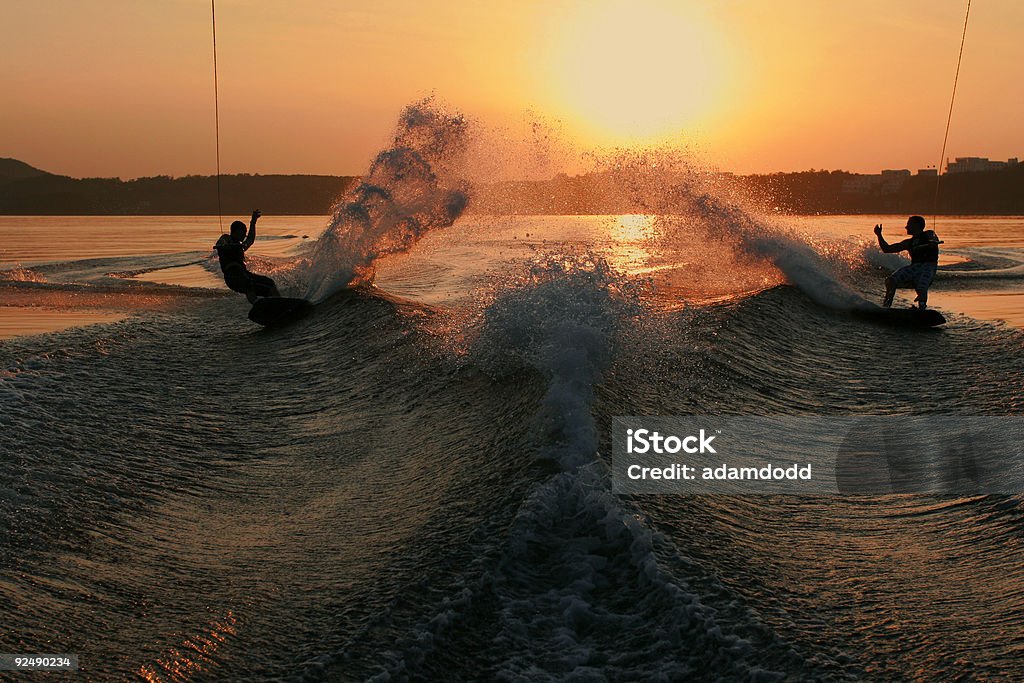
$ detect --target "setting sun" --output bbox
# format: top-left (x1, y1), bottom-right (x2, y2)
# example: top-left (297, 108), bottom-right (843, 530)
top-left (536, 1), bottom-right (727, 143)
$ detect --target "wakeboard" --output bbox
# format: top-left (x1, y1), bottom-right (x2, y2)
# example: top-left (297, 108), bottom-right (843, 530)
top-left (248, 296), bottom-right (314, 327)
top-left (856, 306), bottom-right (946, 328)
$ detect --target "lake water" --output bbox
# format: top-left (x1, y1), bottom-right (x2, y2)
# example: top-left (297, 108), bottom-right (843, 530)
top-left (1, 214), bottom-right (1022, 338)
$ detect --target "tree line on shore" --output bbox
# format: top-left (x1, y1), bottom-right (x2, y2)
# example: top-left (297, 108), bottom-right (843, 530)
top-left (0, 160), bottom-right (357, 215)
top-left (2, 158), bottom-right (1021, 215)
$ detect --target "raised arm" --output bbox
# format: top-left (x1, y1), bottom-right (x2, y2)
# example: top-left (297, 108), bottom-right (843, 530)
top-left (242, 209), bottom-right (261, 250)
top-left (874, 225), bottom-right (908, 254)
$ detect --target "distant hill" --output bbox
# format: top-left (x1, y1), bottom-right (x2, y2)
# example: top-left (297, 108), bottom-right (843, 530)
top-left (0, 158), bottom-right (57, 182)
top-left (0, 160), bottom-right (358, 215)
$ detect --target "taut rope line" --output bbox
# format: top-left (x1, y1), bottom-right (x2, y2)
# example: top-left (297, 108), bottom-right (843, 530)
top-left (212, 0), bottom-right (224, 233)
top-left (932, 0), bottom-right (971, 228)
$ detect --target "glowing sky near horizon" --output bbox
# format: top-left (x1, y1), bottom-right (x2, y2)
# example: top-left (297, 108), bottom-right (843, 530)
top-left (2, 0), bottom-right (1022, 179)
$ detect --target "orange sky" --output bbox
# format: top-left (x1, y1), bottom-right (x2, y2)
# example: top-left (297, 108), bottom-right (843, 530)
top-left (3, 0), bottom-right (1022, 179)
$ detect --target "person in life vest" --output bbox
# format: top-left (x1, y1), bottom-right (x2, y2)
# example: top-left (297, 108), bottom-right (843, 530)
top-left (214, 209), bottom-right (281, 303)
top-left (874, 215), bottom-right (941, 309)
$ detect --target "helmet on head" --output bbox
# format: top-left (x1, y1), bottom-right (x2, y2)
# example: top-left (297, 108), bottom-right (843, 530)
top-left (907, 215), bottom-right (926, 231)
top-left (230, 220), bottom-right (247, 240)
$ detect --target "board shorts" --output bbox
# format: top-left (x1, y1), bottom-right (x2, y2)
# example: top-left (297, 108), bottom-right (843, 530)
top-left (223, 266), bottom-right (278, 297)
top-left (890, 263), bottom-right (937, 293)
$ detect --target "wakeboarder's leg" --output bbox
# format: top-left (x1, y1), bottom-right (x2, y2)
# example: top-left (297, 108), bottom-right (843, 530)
top-left (883, 276), bottom-right (896, 308)
top-left (250, 274), bottom-right (280, 299)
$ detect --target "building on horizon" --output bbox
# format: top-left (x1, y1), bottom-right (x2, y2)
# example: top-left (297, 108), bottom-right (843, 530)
top-left (842, 168), bottom-right (918, 195)
top-left (878, 169), bottom-right (910, 194)
top-left (946, 156), bottom-right (1020, 174)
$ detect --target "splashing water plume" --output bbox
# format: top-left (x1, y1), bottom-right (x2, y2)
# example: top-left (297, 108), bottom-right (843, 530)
top-left (586, 147), bottom-right (877, 310)
top-left (300, 95), bottom-right (871, 319)
top-left (303, 99), bottom-right (470, 302)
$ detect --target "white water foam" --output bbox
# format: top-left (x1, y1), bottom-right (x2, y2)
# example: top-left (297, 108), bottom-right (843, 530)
top-left (358, 258), bottom-right (801, 679)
